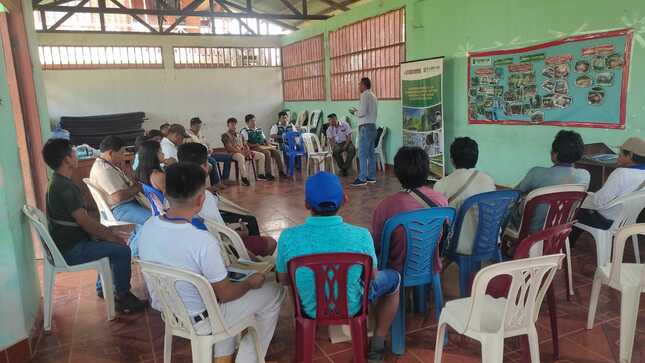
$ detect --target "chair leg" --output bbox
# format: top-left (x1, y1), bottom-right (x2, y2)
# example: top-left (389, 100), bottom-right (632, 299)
top-left (98, 262), bottom-right (116, 320)
top-left (190, 338), bottom-right (213, 363)
top-left (432, 275), bottom-right (444, 323)
top-left (547, 288), bottom-right (559, 359)
top-left (586, 270), bottom-right (603, 329)
top-left (43, 262), bottom-right (56, 332)
top-left (246, 325), bottom-right (266, 363)
top-left (595, 231), bottom-right (612, 267)
top-left (481, 336), bottom-right (504, 363)
top-left (349, 316), bottom-right (368, 363)
top-left (295, 318), bottom-right (316, 363)
top-left (414, 285), bottom-right (427, 313)
top-left (163, 330), bottom-right (173, 363)
top-left (619, 288), bottom-right (640, 363)
top-left (527, 326), bottom-right (541, 363)
top-left (631, 235), bottom-right (641, 263)
top-left (390, 292), bottom-right (407, 355)
top-left (434, 322), bottom-right (448, 363)
top-left (458, 259), bottom-right (471, 297)
top-left (564, 238), bottom-right (574, 299)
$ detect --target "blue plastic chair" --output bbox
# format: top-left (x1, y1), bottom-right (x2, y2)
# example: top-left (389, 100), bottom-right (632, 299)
top-left (282, 131), bottom-right (306, 178)
top-left (378, 207), bottom-right (456, 355)
top-left (141, 183), bottom-right (165, 216)
top-left (446, 190), bottom-right (520, 297)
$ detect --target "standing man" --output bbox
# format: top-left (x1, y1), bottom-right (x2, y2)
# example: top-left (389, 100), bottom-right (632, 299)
top-left (350, 77), bottom-right (378, 187)
top-left (186, 117), bottom-right (233, 185)
top-left (326, 113), bottom-right (355, 177)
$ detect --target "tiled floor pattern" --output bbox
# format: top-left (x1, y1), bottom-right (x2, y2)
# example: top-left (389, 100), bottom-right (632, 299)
top-left (31, 171), bottom-right (645, 362)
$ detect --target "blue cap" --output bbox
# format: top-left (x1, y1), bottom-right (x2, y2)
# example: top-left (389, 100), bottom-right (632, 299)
top-left (305, 172), bottom-right (344, 212)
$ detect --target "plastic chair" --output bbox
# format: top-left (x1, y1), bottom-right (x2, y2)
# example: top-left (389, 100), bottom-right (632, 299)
top-left (287, 253), bottom-right (372, 363)
top-left (141, 182), bottom-right (165, 216)
top-left (506, 184), bottom-right (587, 299)
top-left (83, 178), bottom-right (135, 227)
top-left (434, 254), bottom-right (564, 363)
top-left (379, 207), bottom-right (456, 355)
top-left (22, 205), bottom-right (116, 331)
top-left (586, 223), bottom-right (645, 363)
top-left (282, 131), bottom-right (306, 179)
top-left (138, 260), bottom-right (265, 363)
top-left (301, 132), bottom-right (335, 176)
top-left (575, 189), bottom-right (645, 267)
top-left (448, 190), bottom-right (521, 297)
top-left (374, 127), bottom-right (388, 171)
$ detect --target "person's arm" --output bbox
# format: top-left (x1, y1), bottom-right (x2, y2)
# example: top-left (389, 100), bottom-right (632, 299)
top-left (107, 184), bottom-right (141, 206)
top-left (514, 167), bottom-right (537, 194)
top-left (222, 135), bottom-right (242, 154)
top-left (357, 92), bottom-right (369, 118)
top-left (371, 202), bottom-right (385, 258)
top-left (211, 273), bottom-right (265, 303)
top-left (270, 125), bottom-right (279, 142)
top-left (71, 208), bottom-right (128, 244)
top-left (591, 169), bottom-right (624, 209)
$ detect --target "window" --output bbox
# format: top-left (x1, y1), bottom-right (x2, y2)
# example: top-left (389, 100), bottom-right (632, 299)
top-left (173, 47), bottom-right (281, 68)
top-left (38, 46), bottom-right (163, 69)
top-left (329, 8), bottom-right (405, 100)
top-left (282, 35), bottom-right (325, 101)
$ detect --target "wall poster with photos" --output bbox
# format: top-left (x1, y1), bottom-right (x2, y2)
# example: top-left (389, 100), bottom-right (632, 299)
top-left (467, 29), bottom-right (632, 129)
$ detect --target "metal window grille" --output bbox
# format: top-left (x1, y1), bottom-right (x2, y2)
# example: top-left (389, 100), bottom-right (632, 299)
top-left (38, 45), bottom-right (163, 69)
top-left (282, 35), bottom-right (324, 101)
top-left (173, 47), bottom-right (281, 68)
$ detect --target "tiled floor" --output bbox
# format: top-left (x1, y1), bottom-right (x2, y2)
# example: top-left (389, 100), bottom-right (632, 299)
top-left (31, 171), bottom-right (645, 363)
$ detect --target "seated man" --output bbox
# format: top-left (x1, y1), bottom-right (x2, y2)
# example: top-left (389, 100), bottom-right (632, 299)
top-left (269, 111), bottom-right (294, 145)
top-left (42, 138), bottom-right (146, 313)
top-left (177, 142), bottom-right (277, 257)
top-left (186, 117), bottom-right (233, 185)
top-left (160, 123), bottom-right (170, 137)
top-left (326, 113), bottom-right (356, 177)
top-left (221, 117), bottom-right (269, 186)
top-left (89, 135), bottom-right (151, 256)
top-left (277, 172), bottom-right (400, 362)
top-left (510, 130), bottom-right (590, 233)
top-left (434, 137), bottom-right (496, 254)
top-left (160, 124), bottom-right (189, 164)
top-left (139, 163), bottom-right (284, 363)
top-left (571, 137), bottom-right (645, 244)
top-left (241, 114), bottom-right (287, 179)
top-left (372, 146), bottom-right (448, 273)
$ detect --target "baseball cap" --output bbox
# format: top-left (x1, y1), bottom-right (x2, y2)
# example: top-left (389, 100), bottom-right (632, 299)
top-left (169, 124), bottom-right (190, 138)
top-left (305, 172), bottom-right (344, 212)
top-left (619, 137), bottom-right (645, 157)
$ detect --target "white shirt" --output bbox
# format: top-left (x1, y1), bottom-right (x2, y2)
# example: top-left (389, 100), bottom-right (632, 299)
top-left (357, 89), bottom-right (378, 126)
top-left (138, 216), bottom-right (227, 316)
top-left (585, 167), bottom-right (645, 220)
top-left (434, 169), bottom-right (496, 254)
top-left (199, 191), bottom-right (225, 225)
top-left (186, 129), bottom-right (210, 149)
top-left (160, 137), bottom-right (178, 161)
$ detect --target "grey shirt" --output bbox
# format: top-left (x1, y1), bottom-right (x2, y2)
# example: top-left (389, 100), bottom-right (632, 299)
top-left (357, 90), bottom-right (378, 126)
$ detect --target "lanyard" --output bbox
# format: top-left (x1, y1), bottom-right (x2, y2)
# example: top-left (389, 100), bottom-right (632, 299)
top-left (98, 157), bottom-right (133, 186)
top-left (162, 215), bottom-right (208, 231)
top-left (553, 163), bottom-right (574, 168)
top-left (629, 164), bottom-right (645, 170)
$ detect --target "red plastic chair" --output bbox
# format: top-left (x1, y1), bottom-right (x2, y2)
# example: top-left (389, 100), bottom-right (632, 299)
top-left (287, 253), bottom-right (373, 363)
top-left (490, 223), bottom-right (574, 361)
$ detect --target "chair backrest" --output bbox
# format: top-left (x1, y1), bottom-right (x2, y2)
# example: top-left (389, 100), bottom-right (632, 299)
top-left (283, 131), bottom-right (305, 154)
top-left (380, 207), bottom-right (456, 286)
top-left (137, 260), bottom-right (232, 337)
top-left (608, 223), bottom-right (645, 288)
top-left (467, 254), bottom-right (564, 334)
top-left (301, 132), bottom-right (325, 154)
top-left (287, 253), bottom-right (372, 324)
top-left (375, 127), bottom-right (387, 149)
top-left (514, 222), bottom-right (574, 259)
top-left (451, 190), bottom-right (520, 258)
top-left (203, 218), bottom-right (251, 264)
top-left (141, 182), bottom-right (165, 216)
top-left (517, 184), bottom-right (587, 241)
top-left (309, 110), bottom-right (322, 130)
top-left (296, 110), bottom-right (309, 128)
top-left (604, 190), bottom-right (645, 231)
top-left (22, 205), bottom-right (70, 268)
top-left (83, 178), bottom-right (118, 223)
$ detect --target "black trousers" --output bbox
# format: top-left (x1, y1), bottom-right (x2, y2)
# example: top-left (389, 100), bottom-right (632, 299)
top-left (570, 208), bottom-right (613, 247)
top-left (220, 211), bottom-right (260, 236)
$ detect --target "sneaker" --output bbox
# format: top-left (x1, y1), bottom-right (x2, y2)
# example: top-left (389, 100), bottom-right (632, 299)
top-left (367, 346), bottom-right (386, 363)
top-left (350, 178), bottom-right (368, 187)
top-left (97, 289), bottom-right (104, 299)
top-left (264, 174), bottom-right (276, 181)
top-left (366, 178), bottom-right (377, 184)
top-left (279, 171), bottom-right (288, 179)
top-left (256, 174), bottom-right (268, 181)
top-left (241, 177), bottom-right (250, 186)
top-left (341, 170), bottom-right (348, 177)
top-left (115, 291), bottom-right (147, 314)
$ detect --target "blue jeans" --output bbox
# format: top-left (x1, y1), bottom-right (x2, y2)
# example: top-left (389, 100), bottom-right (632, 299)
top-left (112, 200), bottom-right (151, 258)
top-left (358, 124), bottom-right (377, 181)
top-left (210, 154), bottom-right (232, 181)
top-left (368, 269), bottom-right (400, 303)
top-left (64, 240), bottom-right (132, 296)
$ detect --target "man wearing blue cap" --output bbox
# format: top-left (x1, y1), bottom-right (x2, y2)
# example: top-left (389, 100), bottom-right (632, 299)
top-left (276, 172), bottom-right (401, 362)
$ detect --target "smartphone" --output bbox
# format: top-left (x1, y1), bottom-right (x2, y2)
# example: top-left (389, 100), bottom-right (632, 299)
top-left (228, 270), bottom-right (249, 281)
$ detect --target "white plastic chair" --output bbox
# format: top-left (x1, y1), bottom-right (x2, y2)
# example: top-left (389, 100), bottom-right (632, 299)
top-left (434, 254), bottom-right (564, 363)
top-left (203, 218), bottom-right (276, 266)
top-left (22, 205), bottom-right (116, 331)
top-left (301, 132), bottom-right (335, 176)
top-left (374, 126), bottom-right (388, 171)
top-left (575, 189), bottom-right (645, 267)
top-left (586, 223), bottom-right (645, 363)
top-left (137, 260), bottom-right (265, 363)
top-left (83, 178), bottom-right (135, 227)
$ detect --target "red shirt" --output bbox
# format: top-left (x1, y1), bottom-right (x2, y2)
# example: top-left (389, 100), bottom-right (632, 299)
top-left (371, 186), bottom-right (448, 272)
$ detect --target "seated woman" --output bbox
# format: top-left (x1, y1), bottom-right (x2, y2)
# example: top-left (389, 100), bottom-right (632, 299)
top-left (135, 140), bottom-right (167, 215)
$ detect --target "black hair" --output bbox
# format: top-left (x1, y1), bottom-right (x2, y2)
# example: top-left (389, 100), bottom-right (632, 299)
top-left (278, 111), bottom-right (288, 118)
top-left (99, 135), bottom-right (125, 153)
top-left (621, 149), bottom-right (645, 164)
top-left (244, 114), bottom-right (255, 123)
top-left (327, 113), bottom-right (337, 119)
top-left (227, 117), bottom-right (238, 125)
top-left (360, 77), bottom-right (371, 89)
top-left (551, 130), bottom-right (584, 163)
top-left (178, 142), bottom-right (208, 165)
top-left (165, 163), bottom-right (206, 202)
top-left (42, 138), bottom-right (73, 170)
top-left (135, 140), bottom-right (162, 185)
top-left (190, 117), bottom-right (202, 126)
top-left (450, 137), bottom-right (479, 169)
top-left (311, 202), bottom-right (340, 217)
top-left (146, 129), bottom-right (163, 139)
top-left (160, 123), bottom-right (170, 130)
top-left (394, 146), bottom-right (430, 189)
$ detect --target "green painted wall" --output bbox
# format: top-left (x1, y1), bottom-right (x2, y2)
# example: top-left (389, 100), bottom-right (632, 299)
top-left (283, 0), bottom-right (645, 186)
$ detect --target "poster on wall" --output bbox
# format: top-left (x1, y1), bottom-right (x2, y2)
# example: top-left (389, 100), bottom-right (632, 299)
top-left (401, 57), bottom-right (445, 180)
top-left (467, 29), bottom-right (632, 129)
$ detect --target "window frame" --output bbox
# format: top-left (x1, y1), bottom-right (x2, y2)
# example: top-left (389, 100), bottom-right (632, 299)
top-left (281, 34), bottom-right (325, 102)
top-left (37, 45), bottom-right (164, 70)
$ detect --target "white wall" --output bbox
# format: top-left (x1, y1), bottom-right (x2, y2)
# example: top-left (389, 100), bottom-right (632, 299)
top-left (38, 32), bottom-right (284, 147)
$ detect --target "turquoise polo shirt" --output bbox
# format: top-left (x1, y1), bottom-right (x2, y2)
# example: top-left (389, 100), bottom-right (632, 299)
top-left (276, 216), bottom-right (377, 318)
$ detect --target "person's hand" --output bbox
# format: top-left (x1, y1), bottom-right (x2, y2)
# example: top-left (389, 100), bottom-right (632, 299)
top-left (246, 273), bottom-right (265, 289)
